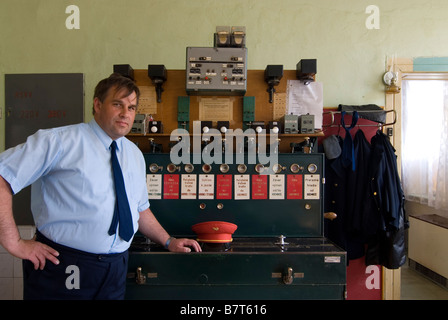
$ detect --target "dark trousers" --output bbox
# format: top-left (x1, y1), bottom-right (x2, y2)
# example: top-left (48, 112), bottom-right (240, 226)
top-left (23, 231), bottom-right (129, 300)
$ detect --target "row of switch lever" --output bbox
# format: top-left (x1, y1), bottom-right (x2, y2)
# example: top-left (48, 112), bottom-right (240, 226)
top-left (149, 162), bottom-right (318, 174)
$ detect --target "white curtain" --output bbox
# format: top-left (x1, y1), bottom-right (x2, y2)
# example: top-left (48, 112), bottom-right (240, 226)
top-left (402, 78), bottom-right (448, 210)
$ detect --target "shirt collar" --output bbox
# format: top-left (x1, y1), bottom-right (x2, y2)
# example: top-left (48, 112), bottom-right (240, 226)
top-left (88, 119), bottom-right (124, 151)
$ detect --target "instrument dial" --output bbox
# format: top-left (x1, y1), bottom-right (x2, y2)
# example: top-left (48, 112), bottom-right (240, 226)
top-left (290, 163), bottom-right (303, 173)
top-left (255, 163), bottom-right (265, 173)
top-left (220, 164), bottom-right (230, 173)
top-left (307, 163), bottom-right (318, 173)
top-left (202, 164), bottom-right (212, 173)
top-left (237, 164), bottom-right (247, 173)
top-left (149, 163), bottom-right (161, 173)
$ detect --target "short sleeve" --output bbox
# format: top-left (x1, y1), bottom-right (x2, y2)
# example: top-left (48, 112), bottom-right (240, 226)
top-left (0, 129), bottom-right (62, 194)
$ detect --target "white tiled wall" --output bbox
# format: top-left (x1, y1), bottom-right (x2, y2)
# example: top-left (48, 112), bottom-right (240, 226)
top-left (0, 226), bottom-right (35, 300)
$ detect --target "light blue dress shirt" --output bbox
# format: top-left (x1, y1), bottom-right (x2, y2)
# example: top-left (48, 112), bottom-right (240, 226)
top-left (0, 120), bottom-right (149, 254)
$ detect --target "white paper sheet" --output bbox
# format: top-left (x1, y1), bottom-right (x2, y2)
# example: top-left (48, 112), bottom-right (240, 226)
top-left (286, 80), bottom-right (323, 129)
top-left (147, 174), bottom-right (162, 199)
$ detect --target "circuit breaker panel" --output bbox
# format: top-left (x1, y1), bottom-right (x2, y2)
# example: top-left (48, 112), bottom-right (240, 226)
top-left (186, 47), bottom-right (247, 96)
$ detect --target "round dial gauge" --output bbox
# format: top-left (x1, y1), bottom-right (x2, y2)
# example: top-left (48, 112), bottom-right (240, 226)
top-left (290, 163), bottom-right (303, 173)
top-left (272, 163), bottom-right (283, 174)
top-left (149, 163), bottom-right (160, 173)
top-left (237, 164), bottom-right (247, 173)
top-left (202, 164), bottom-right (212, 173)
top-left (167, 163), bottom-right (178, 173)
top-left (307, 163), bottom-right (318, 173)
top-left (255, 163), bottom-right (265, 173)
top-left (220, 164), bottom-right (229, 173)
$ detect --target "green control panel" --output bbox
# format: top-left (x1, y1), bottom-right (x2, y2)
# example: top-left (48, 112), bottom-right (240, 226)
top-left (144, 152), bottom-right (324, 238)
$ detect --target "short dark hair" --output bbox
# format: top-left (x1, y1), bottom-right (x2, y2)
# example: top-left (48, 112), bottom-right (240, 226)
top-left (92, 73), bottom-right (140, 114)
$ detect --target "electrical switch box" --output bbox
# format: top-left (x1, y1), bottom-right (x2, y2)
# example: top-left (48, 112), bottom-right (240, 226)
top-left (177, 96), bottom-right (190, 130)
top-left (243, 96), bottom-right (255, 123)
top-left (296, 59), bottom-right (317, 84)
top-left (284, 114), bottom-right (299, 133)
top-left (132, 114), bottom-right (147, 134)
top-left (268, 121), bottom-right (282, 134)
top-left (217, 121), bottom-right (230, 133)
top-left (186, 47), bottom-right (247, 95)
top-left (113, 64), bottom-right (134, 80)
top-left (148, 120), bottom-right (163, 134)
top-left (296, 59), bottom-right (317, 75)
top-left (299, 114), bottom-right (315, 133)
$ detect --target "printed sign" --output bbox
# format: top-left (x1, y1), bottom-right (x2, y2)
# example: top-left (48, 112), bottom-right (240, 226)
top-left (234, 175), bottom-right (250, 200)
top-left (181, 174), bottom-right (197, 199)
top-left (163, 174), bottom-right (179, 199)
top-left (304, 174), bottom-right (320, 199)
top-left (287, 174), bottom-right (302, 199)
top-left (216, 175), bottom-right (232, 199)
top-left (269, 175), bottom-right (285, 199)
top-left (198, 174), bottom-right (214, 199)
top-left (147, 174), bottom-right (162, 199)
top-left (252, 175), bottom-right (267, 199)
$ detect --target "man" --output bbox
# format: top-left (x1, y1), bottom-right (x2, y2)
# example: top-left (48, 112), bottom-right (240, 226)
top-left (0, 73), bottom-right (201, 300)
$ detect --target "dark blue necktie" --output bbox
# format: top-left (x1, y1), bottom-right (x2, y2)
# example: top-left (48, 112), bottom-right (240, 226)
top-left (108, 140), bottom-right (134, 241)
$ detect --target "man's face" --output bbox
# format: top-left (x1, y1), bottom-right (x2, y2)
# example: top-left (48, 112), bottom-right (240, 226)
top-left (93, 87), bottom-right (137, 140)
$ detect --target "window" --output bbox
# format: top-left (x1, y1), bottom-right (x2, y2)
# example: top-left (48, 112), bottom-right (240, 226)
top-left (401, 75), bottom-right (448, 210)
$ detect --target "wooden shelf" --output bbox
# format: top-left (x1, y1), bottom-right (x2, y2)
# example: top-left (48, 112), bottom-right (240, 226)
top-left (127, 69), bottom-right (323, 153)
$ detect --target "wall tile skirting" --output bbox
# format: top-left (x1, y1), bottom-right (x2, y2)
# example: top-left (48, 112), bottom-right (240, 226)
top-left (0, 226), bottom-right (35, 300)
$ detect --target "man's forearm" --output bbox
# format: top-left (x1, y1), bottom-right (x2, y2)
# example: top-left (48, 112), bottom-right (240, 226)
top-left (0, 175), bottom-right (21, 254)
top-left (0, 175), bottom-right (60, 269)
top-left (138, 208), bottom-right (171, 246)
top-left (138, 208), bottom-right (201, 252)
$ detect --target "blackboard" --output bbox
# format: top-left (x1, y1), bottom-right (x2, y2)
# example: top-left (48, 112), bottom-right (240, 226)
top-left (5, 73), bottom-right (84, 225)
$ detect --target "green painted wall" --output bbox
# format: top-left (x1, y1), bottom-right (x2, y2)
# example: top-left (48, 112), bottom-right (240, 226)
top-left (1, 0), bottom-right (448, 150)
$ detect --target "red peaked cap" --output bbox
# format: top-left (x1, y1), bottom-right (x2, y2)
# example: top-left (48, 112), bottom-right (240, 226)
top-left (192, 221), bottom-right (238, 243)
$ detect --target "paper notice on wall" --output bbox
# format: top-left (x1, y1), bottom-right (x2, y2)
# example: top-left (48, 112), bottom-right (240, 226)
top-left (138, 86), bottom-right (158, 115)
top-left (252, 175), bottom-right (268, 199)
top-left (234, 175), bottom-right (250, 200)
top-left (198, 174), bottom-right (214, 199)
top-left (147, 174), bottom-right (162, 199)
top-left (286, 80), bottom-right (323, 129)
top-left (304, 174), bottom-right (320, 199)
top-left (181, 174), bottom-right (197, 199)
top-left (287, 174), bottom-right (303, 199)
top-left (199, 97), bottom-right (234, 121)
top-left (269, 175), bottom-right (285, 200)
top-left (163, 174), bottom-right (179, 199)
top-left (216, 174), bottom-right (232, 199)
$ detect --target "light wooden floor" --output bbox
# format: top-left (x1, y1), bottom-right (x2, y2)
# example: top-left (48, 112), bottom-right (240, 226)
top-left (401, 261), bottom-right (448, 300)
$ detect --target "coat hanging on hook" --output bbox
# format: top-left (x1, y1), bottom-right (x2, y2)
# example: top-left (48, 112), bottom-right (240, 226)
top-left (340, 111), bottom-right (359, 171)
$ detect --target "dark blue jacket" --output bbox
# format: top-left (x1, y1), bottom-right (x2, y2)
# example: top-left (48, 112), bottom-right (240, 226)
top-left (323, 129), bottom-right (407, 268)
top-left (364, 131), bottom-right (408, 269)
